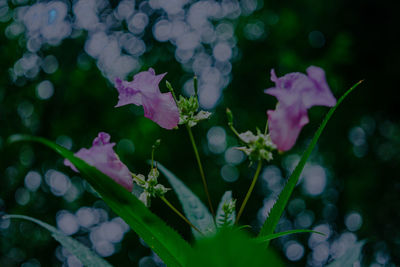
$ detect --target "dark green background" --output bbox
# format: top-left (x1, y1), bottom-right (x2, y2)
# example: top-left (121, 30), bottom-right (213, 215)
top-left (1, 0), bottom-right (398, 266)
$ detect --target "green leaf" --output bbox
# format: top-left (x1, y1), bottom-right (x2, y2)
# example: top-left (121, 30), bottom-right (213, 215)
top-left (255, 229), bottom-right (325, 243)
top-left (7, 135), bottom-right (191, 267)
top-left (3, 214), bottom-right (112, 267)
top-left (155, 162), bottom-right (216, 239)
top-left (259, 81), bottom-right (363, 239)
top-left (187, 228), bottom-right (285, 267)
top-left (326, 240), bottom-right (365, 266)
top-left (216, 191), bottom-right (236, 228)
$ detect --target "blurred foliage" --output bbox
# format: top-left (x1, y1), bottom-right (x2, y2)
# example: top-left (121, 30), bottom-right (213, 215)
top-left (187, 228), bottom-right (284, 267)
top-left (0, 0), bottom-right (399, 266)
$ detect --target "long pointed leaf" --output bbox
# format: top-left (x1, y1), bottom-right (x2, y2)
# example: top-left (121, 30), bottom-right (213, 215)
top-left (8, 135), bottom-right (191, 267)
top-left (255, 229), bottom-right (324, 243)
top-left (3, 214), bottom-right (113, 267)
top-left (259, 81), bottom-right (363, 238)
top-left (156, 162), bottom-right (216, 239)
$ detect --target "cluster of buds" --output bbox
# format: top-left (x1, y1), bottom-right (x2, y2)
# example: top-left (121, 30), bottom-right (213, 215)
top-left (131, 139), bottom-right (169, 207)
top-left (217, 198), bottom-right (237, 227)
top-left (237, 129), bottom-right (276, 162)
top-left (166, 78), bottom-right (211, 128)
top-left (132, 168), bottom-right (169, 207)
top-left (177, 95), bottom-right (211, 127)
top-left (226, 108), bottom-right (276, 162)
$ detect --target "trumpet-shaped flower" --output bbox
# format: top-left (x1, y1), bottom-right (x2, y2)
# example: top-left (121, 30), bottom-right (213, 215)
top-left (265, 66), bottom-right (336, 151)
top-left (64, 132), bottom-right (133, 191)
top-left (115, 68), bottom-right (180, 130)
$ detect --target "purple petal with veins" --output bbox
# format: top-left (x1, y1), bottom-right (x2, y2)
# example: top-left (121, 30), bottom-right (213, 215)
top-left (64, 132), bottom-right (133, 191)
top-left (114, 68), bottom-right (179, 129)
top-left (265, 66), bottom-right (336, 151)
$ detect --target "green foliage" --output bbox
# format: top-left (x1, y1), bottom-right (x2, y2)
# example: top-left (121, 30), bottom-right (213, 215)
top-left (216, 191), bottom-right (236, 228)
top-left (155, 162), bottom-right (216, 239)
top-left (259, 81), bottom-right (363, 240)
top-left (3, 214), bottom-right (112, 267)
top-left (326, 240), bottom-right (365, 266)
top-left (186, 228), bottom-right (285, 267)
top-left (7, 135), bottom-right (191, 267)
top-left (255, 229), bottom-right (325, 243)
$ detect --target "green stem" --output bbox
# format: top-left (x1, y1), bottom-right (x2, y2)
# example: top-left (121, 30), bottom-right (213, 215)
top-left (166, 81), bottom-right (178, 103)
top-left (151, 149), bottom-right (155, 169)
top-left (161, 196), bottom-right (203, 234)
top-left (264, 120), bottom-right (269, 135)
top-left (193, 76), bottom-right (198, 99)
top-left (185, 124), bottom-right (215, 217)
top-left (235, 160), bottom-right (263, 224)
top-left (151, 139), bottom-right (161, 169)
top-left (228, 123), bottom-right (243, 141)
top-left (131, 172), bottom-right (146, 184)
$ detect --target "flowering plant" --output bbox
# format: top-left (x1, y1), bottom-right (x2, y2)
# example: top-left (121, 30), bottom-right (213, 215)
top-left (4, 66), bottom-right (362, 267)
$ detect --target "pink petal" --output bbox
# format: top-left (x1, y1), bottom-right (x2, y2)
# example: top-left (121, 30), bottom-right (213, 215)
top-left (265, 66), bottom-right (336, 151)
top-left (64, 133), bottom-right (133, 191)
top-left (267, 102), bottom-right (309, 151)
top-left (265, 67), bottom-right (336, 109)
top-left (131, 68), bottom-right (167, 94)
top-left (304, 66), bottom-right (337, 108)
top-left (92, 132), bottom-right (111, 146)
top-left (270, 69), bottom-right (279, 83)
top-left (142, 92), bottom-right (180, 130)
top-left (114, 78), bottom-right (141, 107)
top-left (114, 68), bottom-right (179, 129)
top-left (264, 87), bottom-right (299, 106)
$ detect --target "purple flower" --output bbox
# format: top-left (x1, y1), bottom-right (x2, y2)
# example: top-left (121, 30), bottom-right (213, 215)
top-left (64, 132), bottom-right (133, 191)
top-left (265, 66), bottom-right (336, 151)
top-left (114, 68), bottom-right (180, 130)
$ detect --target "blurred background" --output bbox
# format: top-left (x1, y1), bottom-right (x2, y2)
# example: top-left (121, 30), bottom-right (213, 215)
top-left (0, 0), bottom-right (399, 266)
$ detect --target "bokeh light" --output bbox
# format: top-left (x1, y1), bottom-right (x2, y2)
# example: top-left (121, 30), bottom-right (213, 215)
top-left (1, 0), bottom-right (398, 266)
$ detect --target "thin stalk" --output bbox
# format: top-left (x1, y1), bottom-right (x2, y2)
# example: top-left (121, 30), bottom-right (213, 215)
top-left (161, 196), bottom-right (203, 234)
top-left (226, 108), bottom-right (245, 143)
top-left (151, 139), bottom-right (161, 169)
top-left (185, 124), bottom-right (215, 217)
top-left (235, 160), bottom-right (263, 224)
top-left (228, 123), bottom-right (242, 141)
top-left (166, 81), bottom-right (178, 103)
top-left (264, 120), bottom-right (269, 135)
top-left (131, 173), bottom-right (145, 183)
top-left (131, 172), bottom-right (146, 187)
top-left (193, 75), bottom-right (198, 98)
top-left (151, 149), bottom-right (155, 169)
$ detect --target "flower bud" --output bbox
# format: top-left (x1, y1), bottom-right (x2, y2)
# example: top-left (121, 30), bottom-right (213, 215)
top-left (226, 108), bottom-right (234, 126)
top-left (152, 139), bottom-right (161, 150)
